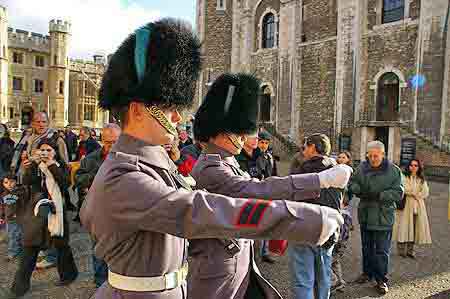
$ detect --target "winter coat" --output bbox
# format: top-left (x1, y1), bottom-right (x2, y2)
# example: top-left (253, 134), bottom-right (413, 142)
top-left (393, 176), bottom-right (432, 244)
top-left (290, 155), bottom-right (342, 211)
top-left (76, 137), bottom-right (101, 161)
top-left (17, 161), bottom-right (70, 248)
top-left (350, 159), bottom-right (404, 231)
top-left (0, 137), bottom-right (15, 170)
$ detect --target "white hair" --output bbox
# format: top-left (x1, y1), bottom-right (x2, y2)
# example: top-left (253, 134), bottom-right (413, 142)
top-left (103, 123), bottom-right (121, 133)
top-left (367, 140), bottom-right (385, 153)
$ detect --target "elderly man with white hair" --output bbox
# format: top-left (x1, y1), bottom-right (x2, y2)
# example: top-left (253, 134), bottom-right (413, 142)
top-left (349, 141), bottom-right (404, 295)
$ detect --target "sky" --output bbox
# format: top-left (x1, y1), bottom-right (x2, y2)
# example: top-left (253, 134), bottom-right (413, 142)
top-left (3, 0), bottom-right (196, 60)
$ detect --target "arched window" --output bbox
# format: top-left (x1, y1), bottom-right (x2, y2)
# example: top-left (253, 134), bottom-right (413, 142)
top-left (377, 72), bottom-right (400, 121)
top-left (262, 13), bottom-right (275, 49)
top-left (259, 86), bottom-right (271, 122)
top-left (382, 0), bottom-right (404, 24)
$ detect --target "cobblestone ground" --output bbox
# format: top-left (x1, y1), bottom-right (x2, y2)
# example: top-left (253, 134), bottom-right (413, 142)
top-left (0, 178), bottom-right (449, 299)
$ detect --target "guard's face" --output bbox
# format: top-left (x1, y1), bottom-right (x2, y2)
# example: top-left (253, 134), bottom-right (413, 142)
top-left (367, 148), bottom-right (384, 168)
top-left (145, 107), bottom-right (182, 145)
top-left (258, 139), bottom-right (270, 152)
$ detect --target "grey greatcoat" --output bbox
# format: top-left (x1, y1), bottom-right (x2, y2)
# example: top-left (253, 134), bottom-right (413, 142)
top-left (81, 135), bottom-right (327, 299)
top-left (188, 144), bottom-right (323, 299)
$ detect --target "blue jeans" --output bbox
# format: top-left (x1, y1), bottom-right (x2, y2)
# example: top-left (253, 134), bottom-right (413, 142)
top-left (360, 229), bottom-right (392, 283)
top-left (289, 244), bottom-right (334, 299)
top-left (92, 240), bottom-right (108, 287)
top-left (7, 221), bottom-right (23, 258)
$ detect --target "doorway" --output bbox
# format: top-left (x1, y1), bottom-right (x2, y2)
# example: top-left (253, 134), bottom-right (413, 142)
top-left (375, 127), bottom-right (389, 156)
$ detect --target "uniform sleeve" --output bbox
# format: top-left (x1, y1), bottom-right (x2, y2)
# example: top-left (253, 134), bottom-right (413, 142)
top-left (195, 160), bottom-right (320, 201)
top-left (81, 168), bottom-right (324, 246)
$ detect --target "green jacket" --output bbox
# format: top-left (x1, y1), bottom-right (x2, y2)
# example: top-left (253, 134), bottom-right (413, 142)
top-left (350, 159), bottom-right (404, 231)
top-left (75, 148), bottom-right (104, 191)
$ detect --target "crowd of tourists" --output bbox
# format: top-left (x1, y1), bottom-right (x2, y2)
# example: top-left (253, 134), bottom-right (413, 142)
top-left (0, 17), bottom-right (434, 299)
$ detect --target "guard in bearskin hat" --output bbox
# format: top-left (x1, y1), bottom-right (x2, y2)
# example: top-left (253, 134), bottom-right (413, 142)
top-left (188, 73), bottom-right (353, 299)
top-left (80, 19), bottom-right (350, 299)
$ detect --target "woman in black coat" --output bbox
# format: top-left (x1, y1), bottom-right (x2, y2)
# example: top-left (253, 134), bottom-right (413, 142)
top-left (9, 138), bottom-right (78, 298)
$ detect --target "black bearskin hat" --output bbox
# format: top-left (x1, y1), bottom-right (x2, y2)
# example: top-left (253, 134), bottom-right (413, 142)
top-left (99, 18), bottom-right (201, 112)
top-left (194, 73), bottom-right (261, 142)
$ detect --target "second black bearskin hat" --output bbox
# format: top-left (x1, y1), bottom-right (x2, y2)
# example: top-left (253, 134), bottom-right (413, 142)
top-left (98, 18), bottom-right (201, 111)
top-left (194, 73), bottom-right (261, 142)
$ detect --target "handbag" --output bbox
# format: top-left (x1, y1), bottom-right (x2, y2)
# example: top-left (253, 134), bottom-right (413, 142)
top-left (268, 240), bottom-right (288, 256)
top-left (397, 193), bottom-right (406, 210)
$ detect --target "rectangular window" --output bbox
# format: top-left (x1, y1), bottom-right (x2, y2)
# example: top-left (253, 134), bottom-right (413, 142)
top-left (12, 52), bottom-right (24, 64)
top-left (382, 0), bottom-right (404, 24)
top-left (9, 108), bottom-right (14, 119)
top-left (54, 55), bottom-right (58, 65)
top-left (84, 81), bottom-right (88, 96)
top-left (35, 55), bottom-right (45, 67)
top-left (12, 77), bottom-right (23, 91)
top-left (34, 79), bottom-right (44, 93)
top-left (216, 0), bottom-right (226, 10)
top-left (59, 80), bottom-right (64, 94)
top-left (84, 104), bottom-right (95, 121)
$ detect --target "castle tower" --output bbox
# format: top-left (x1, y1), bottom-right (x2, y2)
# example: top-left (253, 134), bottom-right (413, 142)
top-left (0, 6), bottom-right (8, 124)
top-left (48, 19), bottom-right (70, 127)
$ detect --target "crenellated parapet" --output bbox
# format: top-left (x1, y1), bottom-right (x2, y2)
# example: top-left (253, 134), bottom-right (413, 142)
top-left (70, 58), bottom-right (105, 75)
top-left (49, 19), bottom-right (71, 34)
top-left (8, 27), bottom-right (50, 52)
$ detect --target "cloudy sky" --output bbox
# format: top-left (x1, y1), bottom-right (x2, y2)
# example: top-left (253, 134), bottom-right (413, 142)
top-left (3, 0), bottom-right (196, 60)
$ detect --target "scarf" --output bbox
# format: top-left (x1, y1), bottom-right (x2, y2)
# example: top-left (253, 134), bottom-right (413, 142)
top-left (33, 162), bottom-right (64, 237)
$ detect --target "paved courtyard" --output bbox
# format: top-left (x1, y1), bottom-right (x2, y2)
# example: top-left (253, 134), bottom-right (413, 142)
top-left (0, 181), bottom-right (449, 299)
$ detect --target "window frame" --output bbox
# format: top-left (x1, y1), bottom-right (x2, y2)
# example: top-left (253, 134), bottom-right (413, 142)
top-left (12, 52), bottom-right (24, 64)
top-left (35, 55), bottom-right (45, 67)
top-left (216, 0), bottom-right (226, 11)
top-left (12, 77), bottom-right (23, 91)
top-left (59, 80), bottom-right (64, 94)
top-left (262, 13), bottom-right (276, 49)
top-left (34, 79), bottom-right (44, 93)
top-left (382, 0), bottom-right (405, 24)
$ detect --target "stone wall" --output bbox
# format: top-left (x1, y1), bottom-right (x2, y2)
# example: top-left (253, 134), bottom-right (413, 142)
top-left (364, 23), bottom-right (419, 123)
top-left (302, 0), bottom-right (338, 42)
top-left (298, 39), bottom-right (337, 144)
top-left (203, 0), bottom-right (234, 83)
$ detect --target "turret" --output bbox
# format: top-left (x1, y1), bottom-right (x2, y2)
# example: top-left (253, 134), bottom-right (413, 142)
top-left (48, 19), bottom-right (71, 127)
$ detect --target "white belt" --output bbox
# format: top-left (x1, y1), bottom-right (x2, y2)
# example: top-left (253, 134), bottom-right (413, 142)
top-left (108, 264), bottom-right (188, 292)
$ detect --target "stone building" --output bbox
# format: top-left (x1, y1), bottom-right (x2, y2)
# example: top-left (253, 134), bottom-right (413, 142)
top-left (196, 0), bottom-right (450, 167)
top-left (0, 5), bottom-right (108, 129)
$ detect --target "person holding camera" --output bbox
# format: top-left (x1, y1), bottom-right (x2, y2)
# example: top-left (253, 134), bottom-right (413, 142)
top-left (288, 134), bottom-right (343, 299)
top-left (5, 139), bottom-right (78, 298)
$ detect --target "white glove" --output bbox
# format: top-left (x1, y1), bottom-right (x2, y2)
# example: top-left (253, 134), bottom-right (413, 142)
top-left (317, 206), bottom-right (344, 246)
top-left (318, 164), bottom-right (353, 189)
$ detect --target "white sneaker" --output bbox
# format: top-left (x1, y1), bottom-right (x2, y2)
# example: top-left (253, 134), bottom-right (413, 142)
top-left (36, 259), bottom-right (56, 269)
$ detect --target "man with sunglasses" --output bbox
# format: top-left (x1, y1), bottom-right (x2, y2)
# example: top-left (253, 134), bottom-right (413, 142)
top-left (79, 19), bottom-right (353, 299)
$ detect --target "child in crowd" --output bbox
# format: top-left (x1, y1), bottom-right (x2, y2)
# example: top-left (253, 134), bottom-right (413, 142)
top-left (0, 174), bottom-right (23, 262)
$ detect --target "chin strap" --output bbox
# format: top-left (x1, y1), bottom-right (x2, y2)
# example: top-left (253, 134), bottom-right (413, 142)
top-left (146, 106), bottom-right (178, 137)
top-left (227, 134), bottom-right (244, 151)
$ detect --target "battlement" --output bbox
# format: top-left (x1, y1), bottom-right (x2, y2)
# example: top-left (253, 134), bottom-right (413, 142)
top-left (8, 27), bottom-right (50, 52)
top-left (49, 19), bottom-right (71, 33)
top-left (70, 58), bottom-right (105, 74)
